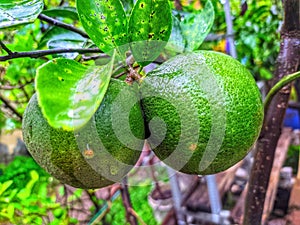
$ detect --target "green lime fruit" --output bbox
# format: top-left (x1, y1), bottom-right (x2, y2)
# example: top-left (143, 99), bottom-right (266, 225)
top-left (22, 79), bottom-right (144, 189)
top-left (140, 51), bottom-right (263, 175)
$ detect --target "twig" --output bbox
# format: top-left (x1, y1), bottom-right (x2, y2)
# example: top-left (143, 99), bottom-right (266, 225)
top-left (128, 208), bottom-right (147, 225)
top-left (174, 0), bottom-right (183, 10)
top-left (82, 54), bottom-right (106, 61)
top-left (0, 48), bottom-right (102, 61)
top-left (0, 40), bottom-right (13, 55)
top-left (120, 177), bottom-right (138, 225)
top-left (38, 14), bottom-right (89, 38)
top-left (89, 185), bottom-right (121, 225)
top-left (0, 94), bottom-right (23, 120)
top-left (85, 190), bottom-right (100, 213)
top-left (0, 79), bottom-right (34, 90)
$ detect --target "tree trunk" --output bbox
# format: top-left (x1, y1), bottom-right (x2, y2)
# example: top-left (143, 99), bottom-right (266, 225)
top-left (243, 1), bottom-right (300, 225)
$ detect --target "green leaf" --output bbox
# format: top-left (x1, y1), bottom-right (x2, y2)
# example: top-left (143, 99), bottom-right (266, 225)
top-left (180, 0), bottom-right (215, 51)
top-left (6, 204), bottom-right (14, 219)
top-left (77, 0), bottom-right (128, 58)
top-left (165, 15), bottom-right (185, 53)
top-left (0, 204), bottom-right (14, 220)
top-left (0, 0), bottom-right (44, 29)
top-left (120, 0), bottom-right (135, 16)
top-left (0, 180), bottom-right (13, 196)
top-left (36, 53), bottom-right (115, 131)
top-left (16, 170), bottom-right (39, 200)
top-left (42, 7), bottom-right (79, 20)
top-left (128, 0), bottom-right (172, 66)
top-left (39, 27), bottom-right (86, 48)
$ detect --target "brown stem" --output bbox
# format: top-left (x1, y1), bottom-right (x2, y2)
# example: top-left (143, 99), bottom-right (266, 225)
top-left (0, 40), bottom-right (13, 55)
top-left (0, 94), bottom-right (23, 120)
top-left (120, 177), bottom-right (138, 225)
top-left (174, 0), bottom-right (183, 11)
top-left (0, 79), bottom-right (34, 90)
top-left (0, 48), bottom-right (103, 61)
top-left (38, 14), bottom-right (89, 38)
top-left (243, 1), bottom-right (300, 225)
top-left (85, 190), bottom-right (100, 213)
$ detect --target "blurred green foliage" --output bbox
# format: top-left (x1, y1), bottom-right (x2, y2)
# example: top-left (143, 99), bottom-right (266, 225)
top-left (0, 156), bottom-right (78, 224)
top-left (101, 185), bottom-right (156, 225)
top-left (284, 144), bottom-right (300, 175)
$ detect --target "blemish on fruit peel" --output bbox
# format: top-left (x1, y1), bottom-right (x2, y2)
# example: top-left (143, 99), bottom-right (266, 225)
top-left (83, 144), bottom-right (94, 159)
top-left (189, 143), bottom-right (197, 151)
top-left (84, 149), bottom-right (94, 159)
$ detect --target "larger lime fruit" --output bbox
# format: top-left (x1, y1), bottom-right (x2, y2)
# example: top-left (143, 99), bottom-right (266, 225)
top-left (22, 79), bottom-right (144, 189)
top-left (140, 51), bottom-right (263, 174)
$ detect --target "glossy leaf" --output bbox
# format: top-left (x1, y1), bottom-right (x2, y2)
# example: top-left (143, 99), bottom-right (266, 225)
top-left (181, 0), bottom-right (215, 51)
top-left (0, 0), bottom-right (44, 29)
top-left (39, 26), bottom-right (86, 58)
top-left (128, 0), bottom-right (172, 66)
top-left (0, 180), bottom-right (13, 196)
top-left (36, 54), bottom-right (115, 131)
top-left (120, 0), bottom-right (135, 16)
top-left (39, 27), bottom-right (86, 48)
top-left (48, 40), bottom-right (86, 59)
top-left (77, 0), bottom-right (128, 58)
top-left (165, 15), bottom-right (185, 53)
top-left (42, 7), bottom-right (79, 20)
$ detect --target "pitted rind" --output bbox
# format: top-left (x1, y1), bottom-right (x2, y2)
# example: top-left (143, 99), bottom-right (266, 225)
top-left (141, 51), bottom-right (264, 175)
top-left (22, 79), bottom-right (144, 189)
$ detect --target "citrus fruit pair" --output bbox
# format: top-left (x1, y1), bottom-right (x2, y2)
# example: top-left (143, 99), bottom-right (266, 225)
top-left (22, 51), bottom-right (264, 189)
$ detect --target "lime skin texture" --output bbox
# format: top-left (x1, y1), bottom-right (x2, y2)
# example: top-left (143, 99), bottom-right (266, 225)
top-left (22, 79), bottom-right (144, 189)
top-left (140, 51), bottom-right (263, 175)
top-left (22, 50), bottom-right (263, 188)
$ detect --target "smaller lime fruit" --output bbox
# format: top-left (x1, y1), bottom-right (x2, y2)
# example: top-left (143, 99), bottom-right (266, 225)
top-left (140, 51), bottom-right (264, 175)
top-left (22, 79), bottom-right (144, 189)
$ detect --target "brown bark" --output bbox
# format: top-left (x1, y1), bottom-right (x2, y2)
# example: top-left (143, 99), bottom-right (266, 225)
top-left (120, 177), bottom-right (138, 225)
top-left (243, 1), bottom-right (300, 225)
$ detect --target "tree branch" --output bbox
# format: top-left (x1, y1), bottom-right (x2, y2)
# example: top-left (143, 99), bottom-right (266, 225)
top-left (0, 79), bottom-right (34, 90)
top-left (0, 40), bottom-right (13, 55)
top-left (243, 1), bottom-right (300, 224)
top-left (0, 94), bottom-right (23, 120)
top-left (38, 14), bottom-right (89, 38)
top-left (0, 48), bottom-right (104, 61)
top-left (174, 0), bottom-right (183, 11)
top-left (120, 177), bottom-right (138, 225)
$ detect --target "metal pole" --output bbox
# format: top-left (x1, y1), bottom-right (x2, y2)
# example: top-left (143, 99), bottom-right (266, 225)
top-left (206, 175), bottom-right (222, 214)
top-left (222, 0), bottom-right (238, 58)
top-left (167, 167), bottom-right (186, 225)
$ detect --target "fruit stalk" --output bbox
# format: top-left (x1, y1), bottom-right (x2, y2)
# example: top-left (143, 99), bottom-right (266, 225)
top-left (243, 0), bottom-right (300, 224)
